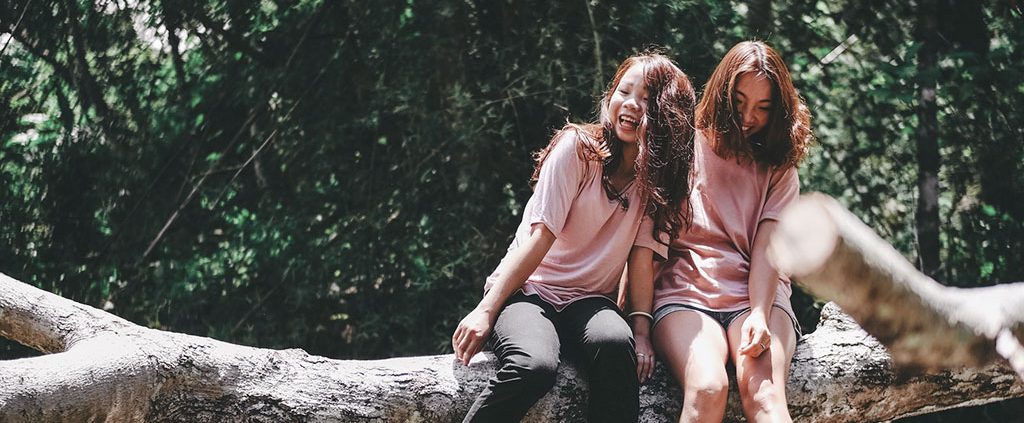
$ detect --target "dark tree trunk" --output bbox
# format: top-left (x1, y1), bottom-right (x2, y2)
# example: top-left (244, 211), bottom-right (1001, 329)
top-left (747, 0), bottom-right (772, 37)
top-left (915, 0), bottom-right (941, 279)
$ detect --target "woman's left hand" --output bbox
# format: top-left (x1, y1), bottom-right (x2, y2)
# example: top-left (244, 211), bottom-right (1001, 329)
top-left (634, 332), bottom-right (656, 384)
top-left (739, 311), bottom-right (772, 358)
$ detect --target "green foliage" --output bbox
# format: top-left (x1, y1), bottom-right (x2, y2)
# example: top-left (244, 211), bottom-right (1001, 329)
top-left (1, 0), bottom-right (1022, 375)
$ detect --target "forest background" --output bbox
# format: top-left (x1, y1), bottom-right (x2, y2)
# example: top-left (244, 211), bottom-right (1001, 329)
top-left (1, 0), bottom-right (1022, 421)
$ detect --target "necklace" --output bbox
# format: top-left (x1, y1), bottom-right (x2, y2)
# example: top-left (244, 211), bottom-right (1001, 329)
top-left (602, 174), bottom-right (634, 211)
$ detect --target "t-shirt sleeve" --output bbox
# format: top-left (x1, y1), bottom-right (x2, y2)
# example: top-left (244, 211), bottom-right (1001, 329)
top-left (760, 166), bottom-right (800, 223)
top-left (528, 131), bottom-right (587, 237)
top-left (633, 215), bottom-right (670, 260)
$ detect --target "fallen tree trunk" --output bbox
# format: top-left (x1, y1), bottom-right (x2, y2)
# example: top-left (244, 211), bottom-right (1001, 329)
top-left (0, 194), bottom-right (1021, 422)
top-left (1, 278), bottom-right (1020, 422)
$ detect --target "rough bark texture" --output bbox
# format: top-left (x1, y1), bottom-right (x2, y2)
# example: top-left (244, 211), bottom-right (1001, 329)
top-left (1, 271), bottom-right (1021, 422)
top-left (2, 195), bottom-right (1023, 422)
top-left (770, 193), bottom-right (1024, 379)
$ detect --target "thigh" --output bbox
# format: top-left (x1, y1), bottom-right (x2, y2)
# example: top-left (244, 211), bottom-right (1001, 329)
top-left (652, 309), bottom-right (730, 385)
top-left (559, 298), bottom-right (633, 354)
top-left (491, 294), bottom-right (561, 365)
top-left (725, 308), bottom-right (797, 387)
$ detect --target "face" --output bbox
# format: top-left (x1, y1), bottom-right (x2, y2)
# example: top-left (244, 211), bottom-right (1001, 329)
top-left (608, 63), bottom-right (648, 144)
top-left (733, 72), bottom-right (773, 139)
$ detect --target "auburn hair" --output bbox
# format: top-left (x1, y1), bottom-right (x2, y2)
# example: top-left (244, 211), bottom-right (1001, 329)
top-left (532, 51), bottom-right (696, 244)
top-left (695, 41), bottom-right (813, 168)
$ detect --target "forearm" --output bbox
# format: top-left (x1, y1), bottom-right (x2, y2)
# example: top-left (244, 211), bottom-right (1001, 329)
top-left (626, 247), bottom-right (655, 336)
top-left (475, 224), bottom-right (556, 314)
top-left (748, 220), bottom-right (781, 317)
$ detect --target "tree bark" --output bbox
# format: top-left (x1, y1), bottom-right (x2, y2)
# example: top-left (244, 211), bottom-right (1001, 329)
top-left (915, 0), bottom-right (941, 279)
top-left (1, 266), bottom-right (1022, 421)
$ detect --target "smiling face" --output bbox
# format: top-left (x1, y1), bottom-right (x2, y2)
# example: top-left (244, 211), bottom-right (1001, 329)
top-left (733, 72), bottom-right (773, 140)
top-left (607, 63), bottom-right (648, 144)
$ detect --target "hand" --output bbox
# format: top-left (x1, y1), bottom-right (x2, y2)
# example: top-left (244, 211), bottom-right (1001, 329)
top-left (739, 311), bottom-right (772, 358)
top-left (452, 308), bottom-right (494, 366)
top-left (634, 333), bottom-right (656, 383)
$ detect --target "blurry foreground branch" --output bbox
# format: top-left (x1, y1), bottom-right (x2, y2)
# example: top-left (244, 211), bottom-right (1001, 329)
top-left (770, 193), bottom-right (1024, 380)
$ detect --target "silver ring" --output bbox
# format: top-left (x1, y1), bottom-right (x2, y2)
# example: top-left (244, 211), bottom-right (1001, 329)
top-left (759, 341), bottom-right (768, 350)
top-left (636, 353), bottom-right (646, 357)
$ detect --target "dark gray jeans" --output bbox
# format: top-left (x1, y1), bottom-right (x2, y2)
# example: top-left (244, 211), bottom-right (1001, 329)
top-left (463, 291), bottom-right (639, 423)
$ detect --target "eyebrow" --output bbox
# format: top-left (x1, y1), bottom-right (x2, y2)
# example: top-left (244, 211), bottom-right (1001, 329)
top-left (735, 91), bottom-right (772, 103)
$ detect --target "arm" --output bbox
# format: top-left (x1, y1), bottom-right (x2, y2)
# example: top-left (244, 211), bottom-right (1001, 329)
top-left (452, 223), bottom-right (556, 365)
top-left (739, 219), bottom-right (781, 357)
top-left (626, 246), bottom-right (656, 382)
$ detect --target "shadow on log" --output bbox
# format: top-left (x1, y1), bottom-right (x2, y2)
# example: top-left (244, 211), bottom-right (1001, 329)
top-left (0, 194), bottom-right (1021, 422)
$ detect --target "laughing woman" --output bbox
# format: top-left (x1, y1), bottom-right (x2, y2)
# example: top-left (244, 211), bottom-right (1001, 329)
top-left (453, 52), bottom-right (695, 423)
top-left (644, 41), bottom-right (813, 423)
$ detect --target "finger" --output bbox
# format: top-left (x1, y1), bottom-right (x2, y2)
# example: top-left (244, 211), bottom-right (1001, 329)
top-left (739, 344), bottom-right (754, 356)
top-left (455, 327), bottom-right (473, 360)
top-left (453, 325), bottom-right (466, 345)
top-left (452, 327), bottom-right (464, 360)
top-left (634, 352), bottom-right (644, 379)
top-left (638, 356), bottom-right (647, 383)
top-left (744, 339), bottom-right (769, 358)
top-left (646, 357), bottom-right (655, 382)
top-left (463, 336), bottom-right (485, 365)
top-left (740, 341), bottom-right (760, 357)
top-left (753, 332), bottom-right (770, 353)
top-left (456, 332), bottom-right (476, 364)
top-left (641, 358), bottom-right (652, 383)
top-left (638, 354), bottom-right (647, 381)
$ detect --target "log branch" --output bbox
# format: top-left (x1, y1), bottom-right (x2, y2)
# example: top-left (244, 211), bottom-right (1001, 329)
top-left (770, 193), bottom-right (1024, 379)
top-left (1, 269), bottom-right (1021, 422)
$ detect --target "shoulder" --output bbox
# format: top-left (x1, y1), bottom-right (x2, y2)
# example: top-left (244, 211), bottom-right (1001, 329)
top-left (551, 123), bottom-right (605, 164)
top-left (767, 163), bottom-right (800, 192)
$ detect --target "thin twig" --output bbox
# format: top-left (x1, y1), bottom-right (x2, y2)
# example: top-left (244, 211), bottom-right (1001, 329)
top-left (140, 2), bottom-right (333, 261)
top-left (0, 0), bottom-right (32, 58)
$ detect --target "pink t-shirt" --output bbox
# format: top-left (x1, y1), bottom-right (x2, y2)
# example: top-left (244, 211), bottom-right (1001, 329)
top-left (485, 129), bottom-right (669, 311)
top-left (653, 131), bottom-right (799, 316)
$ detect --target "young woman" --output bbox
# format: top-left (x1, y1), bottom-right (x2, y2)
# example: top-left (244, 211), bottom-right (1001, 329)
top-left (453, 52), bottom-right (695, 423)
top-left (634, 41), bottom-right (813, 422)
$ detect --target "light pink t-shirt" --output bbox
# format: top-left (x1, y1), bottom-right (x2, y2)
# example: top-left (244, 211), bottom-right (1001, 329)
top-left (485, 129), bottom-right (669, 311)
top-left (653, 131), bottom-right (799, 316)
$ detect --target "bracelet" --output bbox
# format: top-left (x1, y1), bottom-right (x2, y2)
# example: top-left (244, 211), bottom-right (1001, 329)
top-left (627, 311), bottom-right (654, 321)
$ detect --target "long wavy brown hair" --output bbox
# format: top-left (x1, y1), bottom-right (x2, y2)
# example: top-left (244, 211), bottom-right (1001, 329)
top-left (696, 41), bottom-right (813, 168)
top-left (531, 51), bottom-right (696, 244)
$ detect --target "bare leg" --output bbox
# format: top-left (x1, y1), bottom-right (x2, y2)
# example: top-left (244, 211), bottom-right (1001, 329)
top-left (653, 310), bottom-right (730, 423)
top-left (726, 309), bottom-right (797, 423)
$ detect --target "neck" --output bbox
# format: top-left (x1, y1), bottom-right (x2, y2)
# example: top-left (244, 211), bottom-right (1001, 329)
top-left (615, 142), bottom-right (639, 178)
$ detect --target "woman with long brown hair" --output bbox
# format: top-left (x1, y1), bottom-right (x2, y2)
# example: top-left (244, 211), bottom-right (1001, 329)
top-left (452, 51), bottom-right (695, 423)
top-left (638, 41), bottom-right (813, 422)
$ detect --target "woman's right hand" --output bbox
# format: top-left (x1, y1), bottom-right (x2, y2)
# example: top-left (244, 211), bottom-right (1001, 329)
top-left (452, 308), bottom-right (494, 366)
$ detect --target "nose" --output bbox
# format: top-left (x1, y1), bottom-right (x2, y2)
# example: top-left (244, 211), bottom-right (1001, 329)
top-left (740, 106), bottom-right (756, 126)
top-left (624, 97), bottom-right (641, 111)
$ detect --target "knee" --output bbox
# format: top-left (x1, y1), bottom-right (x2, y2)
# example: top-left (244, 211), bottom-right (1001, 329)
top-left (585, 328), bottom-right (634, 358)
top-left (505, 353), bottom-right (559, 389)
top-left (685, 377), bottom-right (730, 407)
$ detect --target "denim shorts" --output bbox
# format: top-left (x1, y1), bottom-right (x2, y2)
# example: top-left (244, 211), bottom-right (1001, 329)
top-left (653, 303), bottom-right (803, 338)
